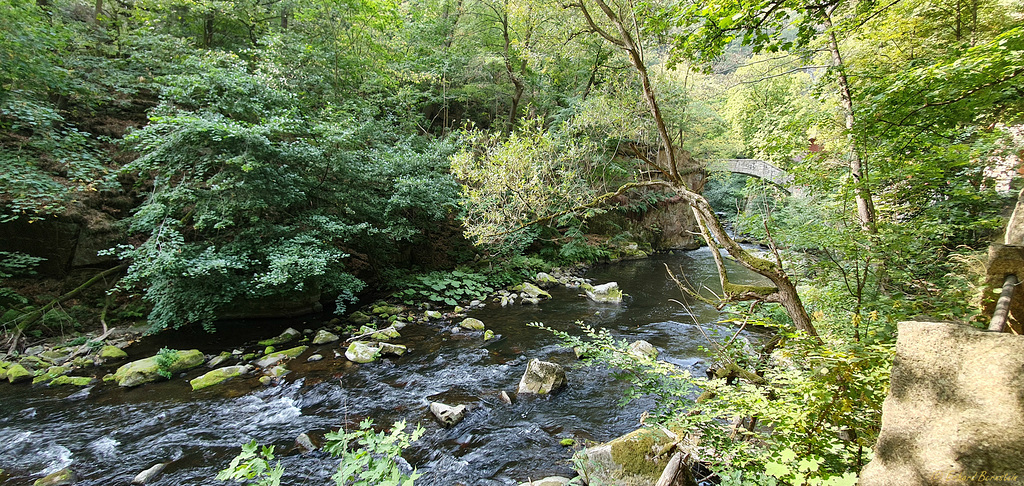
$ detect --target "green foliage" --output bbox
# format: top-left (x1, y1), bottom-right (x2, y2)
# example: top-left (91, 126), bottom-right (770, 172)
top-left (534, 318), bottom-right (892, 485)
top-left (113, 51), bottom-right (458, 331)
top-left (218, 420), bottom-right (423, 486)
top-left (324, 419), bottom-right (425, 486)
top-left (155, 347), bottom-right (180, 380)
top-left (216, 440), bottom-right (284, 486)
top-left (396, 270), bottom-right (494, 306)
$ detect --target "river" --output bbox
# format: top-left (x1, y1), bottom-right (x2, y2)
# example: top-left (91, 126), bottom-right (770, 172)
top-left (0, 248), bottom-right (768, 485)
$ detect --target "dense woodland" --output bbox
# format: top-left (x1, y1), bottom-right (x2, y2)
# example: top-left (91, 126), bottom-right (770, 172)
top-left (1, 0), bottom-right (1023, 483)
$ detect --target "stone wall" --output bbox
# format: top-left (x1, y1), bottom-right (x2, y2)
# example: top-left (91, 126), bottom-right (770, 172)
top-left (860, 321), bottom-right (1024, 486)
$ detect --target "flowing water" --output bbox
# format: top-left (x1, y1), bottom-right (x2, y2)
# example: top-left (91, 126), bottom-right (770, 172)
top-left (0, 248), bottom-right (768, 485)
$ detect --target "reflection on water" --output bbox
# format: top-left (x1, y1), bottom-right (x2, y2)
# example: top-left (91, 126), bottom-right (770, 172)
top-left (0, 249), bottom-right (765, 485)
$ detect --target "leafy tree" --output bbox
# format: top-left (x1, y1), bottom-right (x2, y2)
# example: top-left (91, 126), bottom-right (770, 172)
top-left (114, 51), bottom-right (459, 331)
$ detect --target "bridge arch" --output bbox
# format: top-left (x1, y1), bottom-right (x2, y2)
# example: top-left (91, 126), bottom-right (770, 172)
top-left (707, 159), bottom-right (801, 194)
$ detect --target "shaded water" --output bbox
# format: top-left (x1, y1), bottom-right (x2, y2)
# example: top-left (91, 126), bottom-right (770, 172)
top-left (0, 249), bottom-right (767, 485)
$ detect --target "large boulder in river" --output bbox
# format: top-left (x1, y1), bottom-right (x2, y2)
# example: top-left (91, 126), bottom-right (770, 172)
top-left (113, 349), bottom-right (204, 387)
top-left (517, 359), bottom-right (567, 395)
top-left (860, 321), bottom-right (1024, 486)
top-left (190, 365), bottom-right (250, 391)
top-left (583, 282), bottom-right (623, 304)
top-left (583, 428), bottom-right (697, 486)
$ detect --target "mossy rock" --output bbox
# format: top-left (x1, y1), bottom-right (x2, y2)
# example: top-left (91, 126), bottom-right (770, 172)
top-left (255, 346), bottom-right (309, 368)
top-left (32, 366), bottom-right (69, 385)
top-left (33, 467), bottom-right (76, 486)
top-left (312, 329), bottom-right (340, 345)
top-left (190, 365), bottom-right (248, 391)
top-left (371, 328), bottom-right (401, 341)
top-left (583, 427), bottom-right (695, 485)
top-left (423, 310), bottom-right (443, 320)
top-left (460, 318), bottom-right (485, 331)
top-left (49, 375), bottom-right (93, 386)
top-left (6, 363), bottom-right (32, 384)
top-left (345, 341), bottom-right (380, 363)
top-left (513, 282), bottom-right (552, 300)
top-left (257, 327), bottom-right (301, 346)
top-left (371, 303), bottom-right (405, 316)
top-left (484, 330), bottom-right (495, 341)
top-left (112, 349), bottom-right (204, 387)
top-left (378, 343), bottom-right (407, 357)
top-left (349, 311), bottom-right (373, 324)
top-left (99, 345), bottom-right (128, 360)
top-left (40, 349), bottom-right (71, 363)
top-left (72, 356), bottom-right (95, 368)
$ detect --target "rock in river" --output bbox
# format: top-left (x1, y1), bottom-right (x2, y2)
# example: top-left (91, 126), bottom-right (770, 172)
top-left (255, 346), bottom-right (309, 368)
top-left (517, 359), bottom-right (567, 395)
top-left (312, 330), bottom-right (340, 345)
top-left (430, 402), bottom-right (466, 426)
top-left (583, 282), bottom-right (623, 304)
top-left (99, 345), bottom-right (128, 361)
top-left (113, 349), bottom-right (205, 387)
top-left (33, 467), bottom-right (76, 486)
top-left (345, 341), bottom-right (380, 363)
top-left (257, 327), bottom-right (301, 346)
top-left (628, 340), bottom-right (658, 360)
top-left (459, 318), bottom-right (485, 331)
top-left (6, 363), bottom-right (33, 384)
top-left (190, 365), bottom-right (250, 391)
top-left (131, 462), bottom-right (167, 485)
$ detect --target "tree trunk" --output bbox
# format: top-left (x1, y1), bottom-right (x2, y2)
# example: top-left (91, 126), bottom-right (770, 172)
top-left (575, 0), bottom-right (819, 338)
top-left (824, 15), bottom-right (877, 234)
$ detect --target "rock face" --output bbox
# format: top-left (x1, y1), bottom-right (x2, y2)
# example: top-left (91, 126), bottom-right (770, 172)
top-left (583, 428), bottom-right (697, 486)
top-left (112, 349), bottom-right (204, 387)
top-left (190, 365), bottom-right (249, 391)
top-left (517, 359), bottom-right (567, 395)
top-left (584, 282), bottom-right (623, 304)
top-left (860, 321), bottom-right (1024, 486)
top-left (430, 402), bottom-right (466, 426)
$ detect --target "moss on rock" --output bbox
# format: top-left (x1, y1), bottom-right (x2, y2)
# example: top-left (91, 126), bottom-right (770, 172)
top-left (112, 349), bottom-right (204, 387)
top-left (190, 365), bottom-right (249, 391)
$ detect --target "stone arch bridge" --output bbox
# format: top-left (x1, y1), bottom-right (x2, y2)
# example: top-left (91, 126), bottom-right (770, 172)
top-left (705, 158), bottom-right (802, 194)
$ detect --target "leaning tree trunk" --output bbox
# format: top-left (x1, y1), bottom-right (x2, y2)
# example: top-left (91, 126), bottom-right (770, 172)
top-left (575, 0), bottom-right (819, 338)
